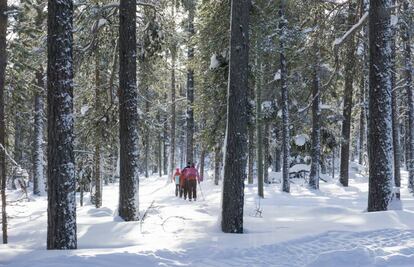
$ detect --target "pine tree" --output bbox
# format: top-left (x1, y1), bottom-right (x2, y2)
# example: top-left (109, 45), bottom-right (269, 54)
top-left (221, 0), bottom-right (250, 234)
top-left (367, 0), bottom-right (394, 212)
top-left (47, 0), bottom-right (77, 249)
top-left (118, 0), bottom-right (140, 221)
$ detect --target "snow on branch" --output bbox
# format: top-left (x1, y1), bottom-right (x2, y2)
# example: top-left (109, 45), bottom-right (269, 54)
top-left (0, 143), bottom-right (19, 167)
top-left (102, 1), bottom-right (160, 10)
top-left (333, 12), bottom-right (368, 50)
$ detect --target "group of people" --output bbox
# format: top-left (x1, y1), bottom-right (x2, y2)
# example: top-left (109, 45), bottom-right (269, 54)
top-left (172, 162), bottom-right (202, 201)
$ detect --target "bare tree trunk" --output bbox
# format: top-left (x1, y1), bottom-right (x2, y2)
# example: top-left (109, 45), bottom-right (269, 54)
top-left (33, 70), bottom-right (45, 196)
top-left (118, 0), bottom-right (140, 221)
top-left (163, 93), bottom-right (168, 175)
top-left (186, 7), bottom-right (195, 164)
top-left (144, 85), bottom-right (150, 178)
top-left (391, 0), bottom-right (400, 199)
top-left (169, 48), bottom-right (176, 176)
top-left (406, 116), bottom-right (410, 170)
top-left (256, 60), bottom-right (264, 197)
top-left (221, 0), bottom-right (250, 233)
top-left (401, 0), bottom-right (414, 191)
top-left (94, 44), bottom-right (102, 208)
top-left (272, 124), bottom-right (281, 172)
top-left (339, 0), bottom-right (357, 187)
top-left (158, 113), bottom-right (162, 177)
top-left (0, 0), bottom-right (7, 245)
top-left (214, 144), bottom-right (221, 185)
top-left (47, 0), bottom-right (77, 249)
top-left (200, 148), bottom-right (205, 181)
top-left (332, 147), bottom-right (335, 180)
top-left (360, 0), bottom-right (369, 167)
top-left (309, 8), bottom-right (321, 190)
top-left (358, 72), bottom-right (366, 165)
top-left (264, 122), bottom-right (270, 184)
top-left (248, 126), bottom-right (254, 184)
top-left (280, 0), bottom-right (290, 192)
top-left (367, 0), bottom-right (394, 211)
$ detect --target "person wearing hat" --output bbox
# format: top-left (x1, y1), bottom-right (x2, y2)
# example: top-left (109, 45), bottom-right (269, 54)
top-left (181, 162), bottom-right (191, 200)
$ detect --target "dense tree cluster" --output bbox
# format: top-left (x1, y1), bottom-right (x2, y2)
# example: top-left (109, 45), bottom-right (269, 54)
top-left (0, 0), bottom-right (412, 244)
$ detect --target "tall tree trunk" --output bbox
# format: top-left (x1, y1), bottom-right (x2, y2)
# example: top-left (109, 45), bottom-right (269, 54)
top-left (93, 44), bottom-right (102, 208)
top-left (47, 0), bottom-right (77, 249)
top-left (272, 124), bottom-right (281, 172)
top-left (158, 113), bottom-right (162, 177)
top-left (200, 147), bottom-right (205, 181)
top-left (256, 60), bottom-right (264, 198)
top-left (264, 122), bottom-right (270, 184)
top-left (391, 0), bottom-right (400, 199)
top-left (359, 0), bottom-right (369, 167)
top-left (169, 47), bottom-right (176, 176)
top-left (163, 93), bottom-right (168, 175)
top-left (280, 0), bottom-right (290, 192)
top-left (402, 0), bottom-right (414, 191)
top-left (33, 70), bottom-right (45, 196)
top-left (367, 0), bottom-right (394, 211)
top-left (320, 153), bottom-right (327, 174)
top-left (401, 122), bottom-right (406, 169)
top-left (309, 8), bottom-right (321, 190)
top-left (332, 147), bottom-right (335, 180)
top-left (214, 144), bottom-right (221, 185)
top-left (0, 0), bottom-right (7, 245)
top-left (406, 116), bottom-right (410, 170)
top-left (186, 8), bottom-right (195, 164)
top-left (248, 126), bottom-right (254, 184)
top-left (118, 0), bottom-right (140, 221)
top-left (339, 0), bottom-right (357, 187)
top-left (144, 85), bottom-right (149, 178)
top-left (180, 130), bottom-right (185, 167)
top-left (221, 0), bottom-right (250, 234)
top-left (358, 71), bottom-right (366, 166)
top-left (14, 111), bottom-right (23, 164)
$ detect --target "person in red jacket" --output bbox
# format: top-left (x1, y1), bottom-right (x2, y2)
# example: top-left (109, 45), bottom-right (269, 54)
top-left (186, 163), bottom-right (200, 201)
top-left (180, 162), bottom-right (191, 199)
top-left (172, 168), bottom-right (181, 197)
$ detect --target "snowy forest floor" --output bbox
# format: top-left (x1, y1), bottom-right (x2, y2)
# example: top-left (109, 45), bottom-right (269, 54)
top-left (1, 168), bottom-right (414, 267)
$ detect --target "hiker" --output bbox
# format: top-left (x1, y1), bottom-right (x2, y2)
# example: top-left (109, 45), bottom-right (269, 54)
top-left (186, 163), bottom-right (200, 201)
top-left (172, 168), bottom-right (181, 197)
top-left (181, 162), bottom-right (191, 200)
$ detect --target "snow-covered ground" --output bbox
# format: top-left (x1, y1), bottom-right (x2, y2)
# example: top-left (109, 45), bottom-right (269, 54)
top-left (1, 169), bottom-right (414, 267)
